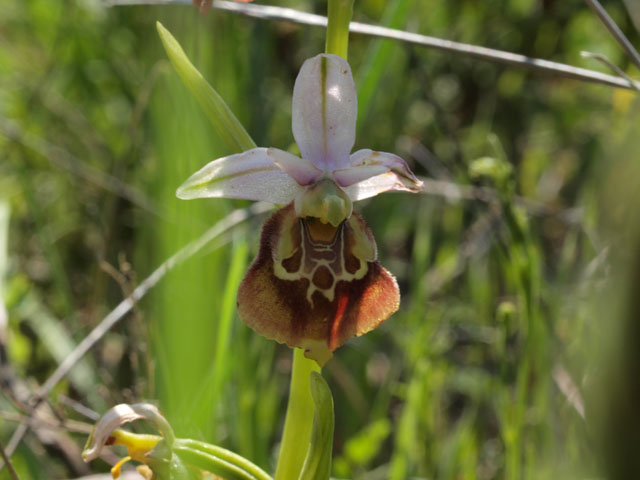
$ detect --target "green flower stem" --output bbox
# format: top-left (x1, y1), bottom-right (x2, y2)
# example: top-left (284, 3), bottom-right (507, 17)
top-left (176, 438), bottom-right (273, 480)
top-left (325, 0), bottom-right (355, 59)
top-left (174, 445), bottom-right (264, 480)
top-left (274, 348), bottom-right (321, 480)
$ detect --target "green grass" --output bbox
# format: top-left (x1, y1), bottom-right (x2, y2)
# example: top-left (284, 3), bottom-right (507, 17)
top-left (1, 0), bottom-right (640, 478)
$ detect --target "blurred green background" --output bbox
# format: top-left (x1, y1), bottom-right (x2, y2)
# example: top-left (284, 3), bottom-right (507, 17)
top-left (1, 0), bottom-right (640, 478)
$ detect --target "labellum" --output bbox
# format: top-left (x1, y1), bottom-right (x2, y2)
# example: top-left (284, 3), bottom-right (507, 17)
top-left (238, 202), bottom-right (399, 365)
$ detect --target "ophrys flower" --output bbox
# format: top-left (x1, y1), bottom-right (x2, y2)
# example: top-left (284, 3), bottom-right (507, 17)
top-left (178, 53), bottom-right (422, 365)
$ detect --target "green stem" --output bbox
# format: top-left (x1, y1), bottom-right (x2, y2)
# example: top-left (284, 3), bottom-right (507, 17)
top-left (274, 348), bottom-right (320, 480)
top-left (325, 0), bottom-right (355, 59)
top-left (176, 439), bottom-right (273, 480)
top-left (174, 446), bottom-right (263, 480)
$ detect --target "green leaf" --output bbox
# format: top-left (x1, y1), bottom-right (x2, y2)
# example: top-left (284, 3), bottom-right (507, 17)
top-left (156, 22), bottom-right (256, 153)
top-left (298, 372), bottom-right (335, 480)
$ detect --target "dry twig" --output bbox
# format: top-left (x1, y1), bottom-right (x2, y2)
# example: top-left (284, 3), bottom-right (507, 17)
top-left (0, 438), bottom-right (19, 480)
top-left (581, 51), bottom-right (640, 90)
top-left (584, 0), bottom-right (640, 72)
top-left (108, 0), bottom-right (640, 90)
top-left (552, 364), bottom-right (586, 419)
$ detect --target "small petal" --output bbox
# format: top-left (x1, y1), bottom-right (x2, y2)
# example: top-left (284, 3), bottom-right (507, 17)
top-left (292, 54), bottom-right (357, 171)
top-left (338, 149), bottom-right (423, 201)
top-left (267, 148), bottom-right (323, 186)
top-left (176, 148), bottom-right (304, 204)
top-left (331, 164), bottom-right (389, 187)
top-left (237, 204), bottom-right (399, 365)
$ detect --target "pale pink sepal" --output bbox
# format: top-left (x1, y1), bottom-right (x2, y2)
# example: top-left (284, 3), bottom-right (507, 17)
top-left (339, 149), bottom-right (423, 201)
top-left (267, 148), bottom-right (323, 186)
top-left (176, 147), bottom-right (304, 204)
top-left (292, 54), bottom-right (357, 171)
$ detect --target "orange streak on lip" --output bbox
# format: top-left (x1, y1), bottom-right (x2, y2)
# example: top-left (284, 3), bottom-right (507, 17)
top-left (329, 294), bottom-right (349, 351)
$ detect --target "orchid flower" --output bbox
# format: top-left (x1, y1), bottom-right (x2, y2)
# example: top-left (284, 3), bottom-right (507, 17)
top-left (178, 53), bottom-right (422, 365)
top-left (82, 403), bottom-right (170, 479)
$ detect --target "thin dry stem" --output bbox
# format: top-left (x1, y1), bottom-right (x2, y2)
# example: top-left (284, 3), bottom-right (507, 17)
top-left (0, 438), bottom-right (19, 480)
top-left (108, 0), bottom-right (640, 90)
top-left (581, 51), bottom-right (640, 91)
top-left (584, 0), bottom-right (640, 72)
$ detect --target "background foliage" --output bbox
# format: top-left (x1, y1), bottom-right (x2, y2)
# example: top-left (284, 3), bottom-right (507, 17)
top-left (1, 0), bottom-right (639, 478)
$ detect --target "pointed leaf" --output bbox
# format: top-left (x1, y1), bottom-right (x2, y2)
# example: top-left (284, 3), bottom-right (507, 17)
top-left (156, 22), bottom-right (255, 153)
top-left (298, 372), bottom-right (335, 480)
